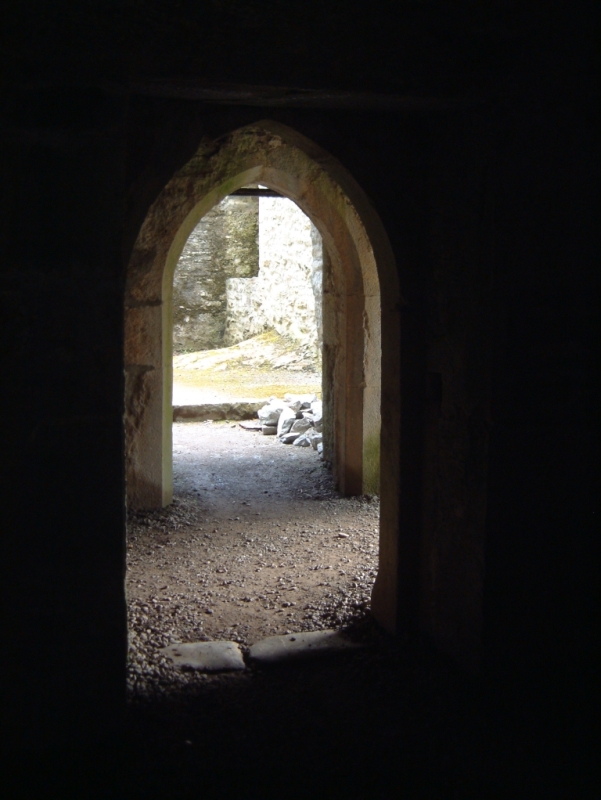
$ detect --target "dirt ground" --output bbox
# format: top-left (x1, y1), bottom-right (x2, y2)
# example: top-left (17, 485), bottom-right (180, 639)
top-left (126, 420), bottom-right (379, 693)
top-left (119, 344), bottom-right (550, 798)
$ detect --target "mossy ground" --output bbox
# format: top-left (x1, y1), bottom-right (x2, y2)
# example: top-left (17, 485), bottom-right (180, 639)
top-left (173, 331), bottom-right (321, 401)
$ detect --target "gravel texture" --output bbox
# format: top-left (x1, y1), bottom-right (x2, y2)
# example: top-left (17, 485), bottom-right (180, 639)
top-left (121, 422), bottom-right (553, 799)
top-left (126, 421), bottom-right (379, 695)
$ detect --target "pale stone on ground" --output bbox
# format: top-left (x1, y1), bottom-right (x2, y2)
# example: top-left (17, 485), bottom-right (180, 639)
top-left (248, 630), bottom-right (364, 664)
top-left (289, 417), bottom-right (312, 435)
top-left (258, 399), bottom-right (291, 425)
top-left (294, 429), bottom-right (320, 447)
top-left (239, 420), bottom-right (262, 431)
top-left (161, 641), bottom-right (246, 671)
top-left (276, 405), bottom-right (297, 435)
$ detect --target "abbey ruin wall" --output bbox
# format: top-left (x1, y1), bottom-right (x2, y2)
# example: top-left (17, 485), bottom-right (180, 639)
top-left (173, 195), bottom-right (322, 356)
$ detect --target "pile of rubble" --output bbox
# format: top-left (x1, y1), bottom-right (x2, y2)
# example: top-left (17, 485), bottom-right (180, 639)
top-left (257, 394), bottom-right (323, 454)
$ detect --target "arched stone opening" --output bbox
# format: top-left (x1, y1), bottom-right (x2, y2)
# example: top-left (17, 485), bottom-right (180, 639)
top-left (125, 121), bottom-right (400, 632)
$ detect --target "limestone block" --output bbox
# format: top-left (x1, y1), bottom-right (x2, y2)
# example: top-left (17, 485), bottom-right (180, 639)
top-left (294, 429), bottom-right (321, 448)
top-left (309, 400), bottom-right (323, 432)
top-left (248, 630), bottom-right (363, 664)
top-left (162, 641), bottom-right (245, 672)
top-left (289, 417), bottom-right (312, 435)
top-left (276, 405), bottom-right (296, 435)
top-left (239, 421), bottom-right (262, 431)
top-left (278, 418), bottom-right (295, 437)
top-left (258, 402), bottom-right (284, 426)
top-left (124, 305), bottom-right (161, 365)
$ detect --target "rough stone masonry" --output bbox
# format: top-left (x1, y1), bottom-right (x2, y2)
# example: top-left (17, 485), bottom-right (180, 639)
top-left (172, 195), bottom-right (259, 353)
top-left (173, 193), bottom-right (323, 358)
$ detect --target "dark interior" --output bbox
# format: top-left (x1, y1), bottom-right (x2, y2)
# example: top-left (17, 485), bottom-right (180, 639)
top-left (3, 3), bottom-right (597, 797)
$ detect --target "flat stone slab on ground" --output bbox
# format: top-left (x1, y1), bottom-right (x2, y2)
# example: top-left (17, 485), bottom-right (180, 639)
top-left (248, 629), bottom-right (364, 664)
top-left (239, 420), bottom-right (262, 431)
top-left (161, 641), bottom-right (246, 671)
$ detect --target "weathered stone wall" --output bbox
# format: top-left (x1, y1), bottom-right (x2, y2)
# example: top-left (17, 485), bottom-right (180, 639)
top-left (224, 197), bottom-right (322, 355)
top-left (174, 195), bottom-right (322, 355)
top-left (258, 197), bottom-right (322, 352)
top-left (172, 196), bottom-right (258, 353)
top-left (311, 222), bottom-right (324, 345)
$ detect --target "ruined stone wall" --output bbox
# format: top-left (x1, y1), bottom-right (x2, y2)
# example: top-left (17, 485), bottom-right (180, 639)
top-left (258, 197), bottom-right (322, 351)
top-left (224, 197), bottom-right (322, 355)
top-left (174, 195), bottom-right (321, 355)
top-left (172, 196), bottom-right (258, 352)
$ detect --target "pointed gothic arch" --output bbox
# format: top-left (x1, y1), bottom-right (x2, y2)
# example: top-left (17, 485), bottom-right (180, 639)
top-left (124, 121), bottom-right (401, 631)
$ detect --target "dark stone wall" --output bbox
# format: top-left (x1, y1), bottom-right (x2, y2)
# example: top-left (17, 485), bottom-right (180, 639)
top-left (483, 97), bottom-right (599, 748)
top-left (172, 196), bottom-right (259, 353)
top-left (1, 85), bottom-right (129, 750)
top-left (2, 1), bottom-right (597, 785)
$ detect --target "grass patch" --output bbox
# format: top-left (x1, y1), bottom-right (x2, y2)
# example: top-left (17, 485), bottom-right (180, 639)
top-left (173, 331), bottom-right (321, 400)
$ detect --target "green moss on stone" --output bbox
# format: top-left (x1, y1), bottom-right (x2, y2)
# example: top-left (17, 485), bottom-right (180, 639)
top-left (362, 429), bottom-right (380, 496)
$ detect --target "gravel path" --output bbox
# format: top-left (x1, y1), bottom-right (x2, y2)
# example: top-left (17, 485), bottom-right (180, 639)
top-left (123, 423), bottom-right (530, 798)
top-left (126, 421), bottom-right (379, 694)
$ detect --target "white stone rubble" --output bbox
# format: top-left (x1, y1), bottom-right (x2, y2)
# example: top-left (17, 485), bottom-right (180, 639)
top-left (258, 399), bottom-right (288, 426)
top-left (276, 405), bottom-right (297, 436)
top-left (255, 395), bottom-right (324, 453)
top-left (289, 417), bottom-right (312, 435)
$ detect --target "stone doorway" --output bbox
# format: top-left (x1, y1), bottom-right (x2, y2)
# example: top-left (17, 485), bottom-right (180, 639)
top-left (124, 121), bottom-right (400, 632)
